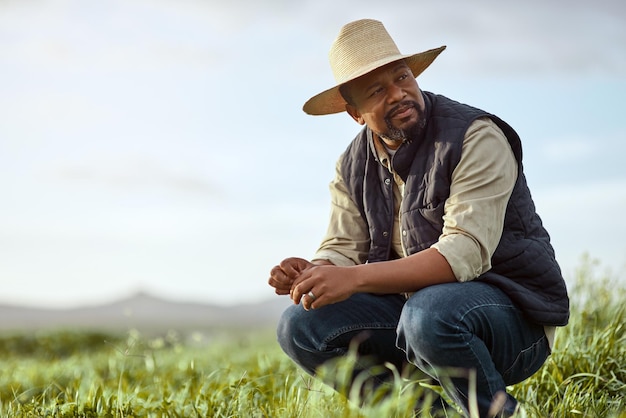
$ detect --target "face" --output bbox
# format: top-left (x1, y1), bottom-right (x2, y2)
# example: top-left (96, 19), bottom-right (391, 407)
top-left (344, 61), bottom-right (426, 149)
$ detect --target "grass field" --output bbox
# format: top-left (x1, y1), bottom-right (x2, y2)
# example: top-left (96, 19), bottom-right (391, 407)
top-left (0, 258), bottom-right (624, 417)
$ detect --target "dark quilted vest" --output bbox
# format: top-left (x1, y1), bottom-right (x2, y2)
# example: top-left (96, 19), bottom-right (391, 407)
top-left (339, 92), bottom-right (569, 326)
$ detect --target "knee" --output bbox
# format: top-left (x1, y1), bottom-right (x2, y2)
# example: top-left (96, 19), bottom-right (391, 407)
top-left (397, 301), bottom-right (431, 365)
top-left (276, 304), bottom-right (307, 357)
top-left (276, 304), bottom-right (325, 372)
top-left (397, 288), bottom-right (458, 366)
top-left (279, 303), bottom-right (349, 376)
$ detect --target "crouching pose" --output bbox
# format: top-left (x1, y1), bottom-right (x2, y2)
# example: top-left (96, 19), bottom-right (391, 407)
top-left (268, 19), bottom-right (569, 418)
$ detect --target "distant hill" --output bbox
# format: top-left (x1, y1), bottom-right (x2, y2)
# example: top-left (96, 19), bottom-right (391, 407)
top-left (0, 292), bottom-right (292, 333)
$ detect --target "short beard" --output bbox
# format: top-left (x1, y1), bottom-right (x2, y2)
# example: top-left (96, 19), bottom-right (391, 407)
top-left (379, 100), bottom-right (426, 144)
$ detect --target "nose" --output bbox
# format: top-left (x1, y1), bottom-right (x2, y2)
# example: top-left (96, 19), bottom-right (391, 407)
top-left (387, 83), bottom-right (406, 103)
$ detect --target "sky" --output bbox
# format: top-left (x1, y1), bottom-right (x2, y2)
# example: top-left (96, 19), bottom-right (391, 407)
top-left (1, 0), bottom-right (625, 308)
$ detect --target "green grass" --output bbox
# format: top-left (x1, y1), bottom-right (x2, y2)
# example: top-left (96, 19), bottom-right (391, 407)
top-left (0, 257), bottom-right (624, 417)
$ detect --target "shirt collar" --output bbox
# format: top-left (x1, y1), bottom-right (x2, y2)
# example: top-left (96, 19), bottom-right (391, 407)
top-left (371, 132), bottom-right (393, 171)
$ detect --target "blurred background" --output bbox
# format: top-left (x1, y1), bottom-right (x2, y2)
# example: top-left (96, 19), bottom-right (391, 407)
top-left (1, 0), bottom-right (624, 309)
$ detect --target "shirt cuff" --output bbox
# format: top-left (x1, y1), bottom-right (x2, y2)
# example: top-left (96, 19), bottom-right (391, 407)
top-left (312, 249), bottom-right (357, 267)
top-left (431, 234), bottom-right (489, 282)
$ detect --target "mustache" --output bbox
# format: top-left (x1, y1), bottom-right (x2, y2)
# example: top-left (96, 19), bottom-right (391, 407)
top-left (384, 100), bottom-right (420, 120)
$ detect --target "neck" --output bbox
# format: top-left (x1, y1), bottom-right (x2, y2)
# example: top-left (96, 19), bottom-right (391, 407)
top-left (378, 135), bottom-right (403, 150)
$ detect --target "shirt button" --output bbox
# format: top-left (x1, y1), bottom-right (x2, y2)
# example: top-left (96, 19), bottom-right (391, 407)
top-left (402, 230), bottom-right (407, 236)
top-left (382, 231), bottom-right (389, 237)
top-left (384, 178), bottom-right (391, 185)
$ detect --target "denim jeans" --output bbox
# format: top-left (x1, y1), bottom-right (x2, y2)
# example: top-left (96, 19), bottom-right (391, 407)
top-left (277, 281), bottom-right (550, 417)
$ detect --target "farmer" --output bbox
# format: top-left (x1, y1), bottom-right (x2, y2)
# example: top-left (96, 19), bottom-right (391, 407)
top-left (268, 19), bottom-right (569, 417)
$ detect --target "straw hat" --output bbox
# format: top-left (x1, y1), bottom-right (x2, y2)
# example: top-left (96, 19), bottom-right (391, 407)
top-left (303, 19), bottom-right (446, 115)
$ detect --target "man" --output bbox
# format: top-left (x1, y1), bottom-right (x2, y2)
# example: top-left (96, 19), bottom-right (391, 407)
top-left (268, 19), bottom-right (569, 418)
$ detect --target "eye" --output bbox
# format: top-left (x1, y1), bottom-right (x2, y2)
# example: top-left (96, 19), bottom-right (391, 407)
top-left (369, 87), bottom-right (384, 98)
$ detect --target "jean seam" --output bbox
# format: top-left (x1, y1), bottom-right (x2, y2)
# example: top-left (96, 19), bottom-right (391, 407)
top-left (503, 334), bottom-right (547, 378)
top-left (455, 302), bottom-right (518, 399)
top-left (457, 302), bottom-right (516, 324)
top-left (465, 333), bottom-right (501, 401)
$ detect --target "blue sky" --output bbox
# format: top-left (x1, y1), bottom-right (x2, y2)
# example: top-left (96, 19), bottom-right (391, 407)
top-left (1, 0), bottom-right (624, 308)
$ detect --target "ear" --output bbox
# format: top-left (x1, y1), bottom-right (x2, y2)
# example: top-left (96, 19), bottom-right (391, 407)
top-left (345, 104), bottom-right (365, 125)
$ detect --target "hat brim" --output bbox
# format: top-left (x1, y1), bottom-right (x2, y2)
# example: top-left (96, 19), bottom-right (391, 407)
top-left (303, 46), bottom-right (446, 115)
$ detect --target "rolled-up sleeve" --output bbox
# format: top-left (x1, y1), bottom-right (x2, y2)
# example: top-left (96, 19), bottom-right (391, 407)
top-left (431, 118), bottom-right (518, 282)
top-left (312, 156), bottom-right (370, 267)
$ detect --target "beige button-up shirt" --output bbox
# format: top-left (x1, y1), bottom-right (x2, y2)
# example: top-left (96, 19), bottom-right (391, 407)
top-left (312, 117), bottom-right (555, 346)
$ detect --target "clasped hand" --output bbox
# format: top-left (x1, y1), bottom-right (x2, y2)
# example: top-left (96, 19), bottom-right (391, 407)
top-left (268, 257), bottom-right (355, 310)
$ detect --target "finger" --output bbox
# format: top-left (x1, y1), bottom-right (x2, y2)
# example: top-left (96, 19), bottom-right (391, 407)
top-left (270, 265), bottom-right (288, 281)
top-left (280, 257), bottom-right (312, 277)
top-left (290, 275), bottom-right (313, 304)
top-left (299, 290), bottom-right (310, 310)
top-left (289, 277), bottom-right (303, 301)
top-left (268, 274), bottom-right (287, 288)
top-left (280, 261), bottom-right (302, 278)
top-left (268, 276), bottom-right (290, 291)
top-left (301, 290), bottom-right (318, 311)
top-left (270, 266), bottom-right (293, 288)
top-left (301, 296), bottom-right (311, 310)
top-left (270, 265), bottom-right (282, 276)
top-left (290, 267), bottom-right (313, 292)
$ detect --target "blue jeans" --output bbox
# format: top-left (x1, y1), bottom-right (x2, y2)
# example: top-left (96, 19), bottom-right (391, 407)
top-left (277, 281), bottom-right (550, 417)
